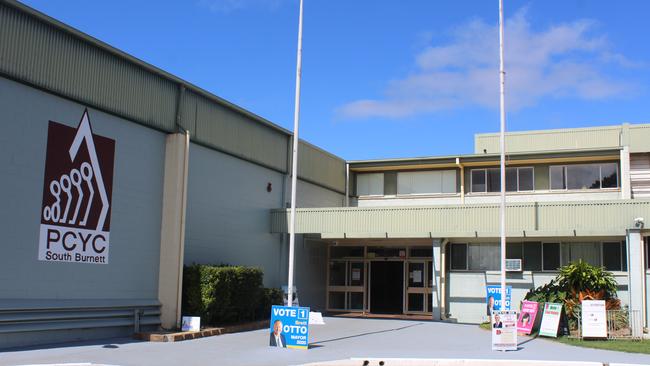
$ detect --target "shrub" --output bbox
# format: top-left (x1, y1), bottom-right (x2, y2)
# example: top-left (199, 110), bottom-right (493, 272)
top-left (181, 264), bottom-right (282, 326)
top-left (524, 260), bottom-right (620, 319)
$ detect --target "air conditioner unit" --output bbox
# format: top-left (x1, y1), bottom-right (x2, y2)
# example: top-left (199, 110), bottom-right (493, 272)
top-left (505, 259), bottom-right (522, 272)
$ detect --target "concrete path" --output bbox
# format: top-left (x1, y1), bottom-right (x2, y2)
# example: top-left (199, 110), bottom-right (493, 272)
top-left (1, 317), bottom-right (649, 366)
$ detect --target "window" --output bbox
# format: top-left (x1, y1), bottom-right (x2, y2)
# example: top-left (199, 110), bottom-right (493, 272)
top-left (397, 170), bottom-right (456, 195)
top-left (410, 247), bottom-right (432, 258)
top-left (602, 242), bottom-right (626, 271)
top-left (542, 243), bottom-right (561, 271)
top-left (329, 262), bottom-right (346, 286)
top-left (330, 246), bottom-right (363, 259)
top-left (566, 242), bottom-right (600, 266)
top-left (523, 242), bottom-right (542, 271)
top-left (451, 243), bottom-right (510, 271)
top-left (471, 167), bottom-right (534, 193)
top-left (471, 170), bottom-right (486, 193)
top-left (550, 166), bottom-right (566, 190)
top-left (450, 243), bottom-right (468, 270)
top-left (549, 163), bottom-right (619, 190)
top-left (468, 243), bottom-right (500, 270)
top-left (356, 173), bottom-right (384, 196)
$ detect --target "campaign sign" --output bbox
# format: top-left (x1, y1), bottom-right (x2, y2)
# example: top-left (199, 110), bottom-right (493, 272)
top-left (539, 302), bottom-right (563, 337)
top-left (486, 285), bottom-right (512, 315)
top-left (517, 301), bottom-right (539, 335)
top-left (582, 300), bottom-right (607, 338)
top-left (269, 305), bottom-right (310, 350)
top-left (181, 316), bottom-right (200, 332)
top-left (491, 310), bottom-right (518, 351)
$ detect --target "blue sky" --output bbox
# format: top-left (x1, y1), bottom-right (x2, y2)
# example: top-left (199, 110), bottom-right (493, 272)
top-left (22, 0), bottom-right (650, 160)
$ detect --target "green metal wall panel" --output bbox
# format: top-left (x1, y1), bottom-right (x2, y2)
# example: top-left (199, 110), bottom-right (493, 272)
top-left (270, 200), bottom-right (650, 237)
top-left (182, 91), bottom-right (289, 172)
top-left (0, 3), bottom-right (178, 131)
top-left (630, 125), bottom-right (650, 153)
top-left (475, 126), bottom-right (624, 154)
top-left (0, 1), bottom-right (348, 192)
top-left (298, 141), bottom-right (346, 193)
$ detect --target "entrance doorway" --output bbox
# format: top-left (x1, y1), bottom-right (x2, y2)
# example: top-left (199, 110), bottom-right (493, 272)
top-left (370, 261), bottom-right (404, 314)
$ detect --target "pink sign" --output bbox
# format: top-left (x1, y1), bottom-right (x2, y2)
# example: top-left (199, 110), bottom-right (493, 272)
top-left (517, 300), bottom-right (539, 334)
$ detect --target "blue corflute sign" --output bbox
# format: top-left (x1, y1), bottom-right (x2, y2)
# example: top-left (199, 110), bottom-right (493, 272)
top-left (486, 285), bottom-right (512, 315)
top-left (269, 305), bottom-right (310, 350)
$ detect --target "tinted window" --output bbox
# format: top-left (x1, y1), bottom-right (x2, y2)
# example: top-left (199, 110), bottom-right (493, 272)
top-left (331, 246), bottom-right (363, 258)
top-left (518, 168), bottom-right (534, 191)
top-left (602, 242), bottom-right (622, 271)
top-left (601, 163), bottom-right (618, 188)
top-left (451, 243), bottom-right (467, 270)
top-left (487, 168), bottom-right (501, 192)
top-left (329, 262), bottom-right (346, 286)
top-left (523, 242), bottom-right (542, 271)
top-left (543, 243), bottom-right (561, 271)
top-left (471, 170), bottom-right (486, 193)
top-left (506, 168), bottom-right (517, 192)
top-left (567, 165), bottom-right (600, 189)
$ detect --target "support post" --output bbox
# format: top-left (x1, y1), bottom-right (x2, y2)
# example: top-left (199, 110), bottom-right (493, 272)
top-left (431, 239), bottom-right (442, 320)
top-left (158, 132), bottom-right (189, 330)
top-left (627, 229), bottom-right (646, 330)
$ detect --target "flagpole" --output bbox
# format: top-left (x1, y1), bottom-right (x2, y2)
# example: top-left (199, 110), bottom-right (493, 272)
top-left (287, 0), bottom-right (304, 307)
top-left (498, 0), bottom-right (507, 310)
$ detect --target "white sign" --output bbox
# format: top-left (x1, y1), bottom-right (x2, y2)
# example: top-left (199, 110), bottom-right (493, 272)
top-left (181, 316), bottom-right (201, 332)
top-left (491, 310), bottom-right (518, 351)
top-left (582, 300), bottom-right (607, 338)
top-left (308, 311), bottom-right (325, 325)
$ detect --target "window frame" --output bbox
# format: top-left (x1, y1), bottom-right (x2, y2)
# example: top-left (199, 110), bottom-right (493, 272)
top-left (470, 167), bottom-right (535, 193)
top-left (549, 163), bottom-right (619, 191)
top-left (396, 169), bottom-right (457, 196)
top-left (355, 172), bottom-right (385, 197)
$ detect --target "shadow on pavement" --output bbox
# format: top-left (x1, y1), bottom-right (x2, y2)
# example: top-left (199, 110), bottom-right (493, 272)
top-left (311, 322), bottom-right (424, 346)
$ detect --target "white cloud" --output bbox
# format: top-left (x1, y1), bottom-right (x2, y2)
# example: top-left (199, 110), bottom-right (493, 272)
top-left (338, 9), bottom-right (636, 120)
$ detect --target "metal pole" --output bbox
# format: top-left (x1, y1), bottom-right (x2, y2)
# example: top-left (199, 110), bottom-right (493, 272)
top-left (498, 0), bottom-right (507, 310)
top-left (287, 0), bottom-right (304, 307)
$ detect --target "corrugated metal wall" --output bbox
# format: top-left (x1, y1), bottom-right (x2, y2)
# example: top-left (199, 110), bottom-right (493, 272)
top-left (298, 141), bottom-right (346, 193)
top-left (630, 125), bottom-right (650, 153)
top-left (271, 200), bottom-right (650, 237)
top-left (0, 1), bottom-right (347, 193)
top-left (475, 126), bottom-right (623, 154)
top-left (0, 3), bottom-right (178, 131)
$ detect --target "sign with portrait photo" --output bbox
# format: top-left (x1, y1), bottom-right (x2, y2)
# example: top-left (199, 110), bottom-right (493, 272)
top-left (269, 305), bottom-right (310, 350)
top-left (491, 310), bottom-right (518, 351)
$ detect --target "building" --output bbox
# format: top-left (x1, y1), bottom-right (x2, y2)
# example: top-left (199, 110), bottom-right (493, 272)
top-left (1, 0), bottom-right (649, 349)
top-left (271, 125), bottom-right (650, 324)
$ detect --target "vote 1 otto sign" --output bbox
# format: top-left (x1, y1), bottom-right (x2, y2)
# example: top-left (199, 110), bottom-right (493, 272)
top-left (269, 305), bottom-right (310, 350)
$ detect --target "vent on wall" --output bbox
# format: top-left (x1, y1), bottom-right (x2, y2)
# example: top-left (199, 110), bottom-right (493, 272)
top-left (505, 259), bottom-right (522, 272)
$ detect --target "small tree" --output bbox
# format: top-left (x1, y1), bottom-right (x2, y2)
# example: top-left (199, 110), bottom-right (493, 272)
top-left (525, 260), bottom-right (620, 318)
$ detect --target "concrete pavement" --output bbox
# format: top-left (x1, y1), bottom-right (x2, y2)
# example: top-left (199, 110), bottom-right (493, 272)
top-left (1, 317), bottom-right (649, 366)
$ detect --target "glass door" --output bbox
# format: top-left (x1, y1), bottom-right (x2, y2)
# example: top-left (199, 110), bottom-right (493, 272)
top-left (406, 261), bottom-right (426, 313)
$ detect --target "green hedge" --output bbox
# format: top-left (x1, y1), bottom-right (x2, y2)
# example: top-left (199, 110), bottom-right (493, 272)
top-left (181, 264), bottom-right (283, 326)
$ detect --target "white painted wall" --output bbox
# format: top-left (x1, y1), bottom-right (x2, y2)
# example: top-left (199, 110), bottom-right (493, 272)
top-left (446, 271), bottom-right (629, 324)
